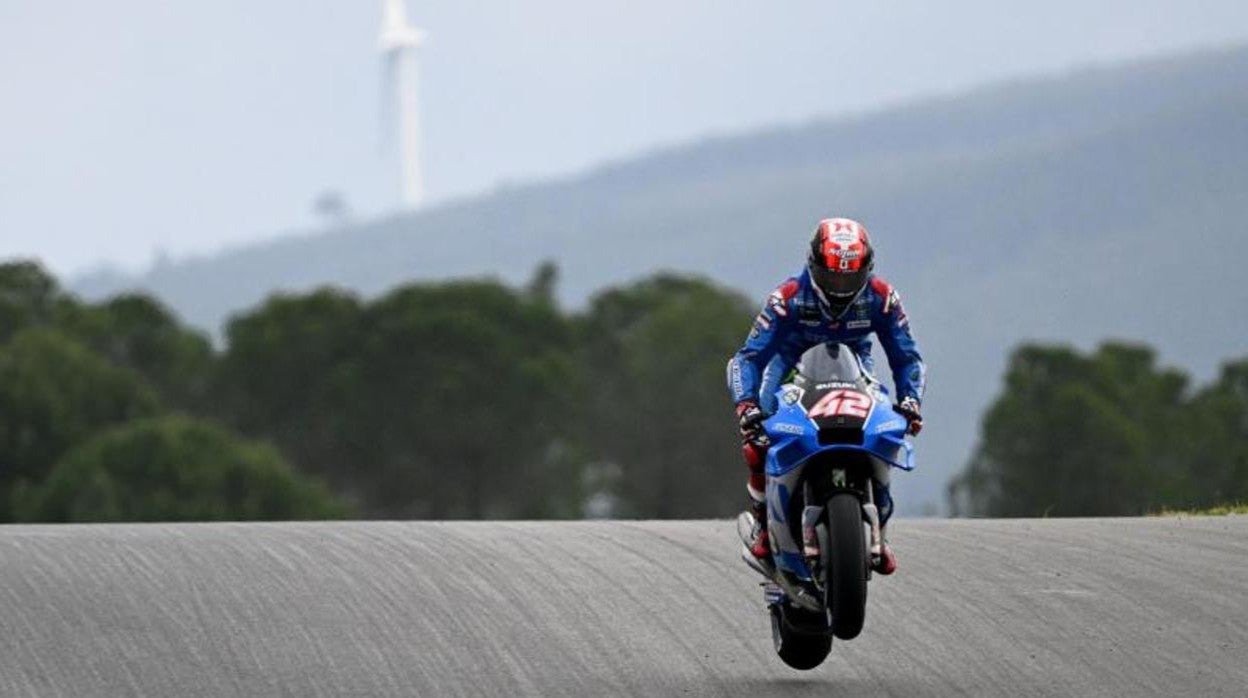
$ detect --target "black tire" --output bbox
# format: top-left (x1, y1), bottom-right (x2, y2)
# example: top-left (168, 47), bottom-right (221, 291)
top-left (770, 605), bottom-right (832, 670)
top-left (825, 492), bottom-right (868, 640)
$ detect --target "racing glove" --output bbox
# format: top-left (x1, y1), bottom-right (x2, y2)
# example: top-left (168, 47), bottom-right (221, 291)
top-left (736, 401), bottom-right (768, 444)
top-left (735, 400), bottom-right (770, 469)
top-left (897, 396), bottom-right (923, 436)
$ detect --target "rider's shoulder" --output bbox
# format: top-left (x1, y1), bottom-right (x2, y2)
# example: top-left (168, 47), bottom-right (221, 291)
top-left (773, 276), bottom-right (802, 300)
top-left (764, 277), bottom-right (803, 315)
top-left (866, 275), bottom-right (903, 314)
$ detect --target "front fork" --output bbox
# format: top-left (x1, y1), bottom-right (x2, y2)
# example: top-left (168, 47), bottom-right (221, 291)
top-left (801, 470), bottom-right (884, 580)
top-left (862, 487), bottom-right (883, 567)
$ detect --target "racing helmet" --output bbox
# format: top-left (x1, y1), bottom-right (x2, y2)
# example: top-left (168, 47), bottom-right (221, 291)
top-left (807, 217), bottom-right (874, 316)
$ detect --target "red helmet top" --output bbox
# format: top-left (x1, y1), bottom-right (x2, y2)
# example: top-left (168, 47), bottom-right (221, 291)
top-left (807, 218), bottom-right (875, 313)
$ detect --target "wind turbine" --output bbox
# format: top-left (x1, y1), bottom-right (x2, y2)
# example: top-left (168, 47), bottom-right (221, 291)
top-left (378, 0), bottom-right (426, 209)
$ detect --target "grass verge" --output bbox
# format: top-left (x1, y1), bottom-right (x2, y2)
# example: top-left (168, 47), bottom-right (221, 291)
top-left (1157, 503), bottom-right (1248, 516)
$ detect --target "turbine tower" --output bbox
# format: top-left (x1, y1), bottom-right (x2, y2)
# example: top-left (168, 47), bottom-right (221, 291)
top-left (378, 0), bottom-right (426, 208)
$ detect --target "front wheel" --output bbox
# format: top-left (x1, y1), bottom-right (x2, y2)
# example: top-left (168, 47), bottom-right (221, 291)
top-left (825, 492), bottom-right (868, 640)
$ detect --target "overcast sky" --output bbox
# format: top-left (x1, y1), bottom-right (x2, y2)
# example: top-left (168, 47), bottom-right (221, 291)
top-left (3, 1), bottom-right (1247, 274)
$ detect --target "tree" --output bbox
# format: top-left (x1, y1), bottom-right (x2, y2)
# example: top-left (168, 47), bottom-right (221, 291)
top-left (1182, 359), bottom-right (1248, 506)
top-left (525, 260), bottom-right (560, 304)
top-left (0, 260), bottom-right (66, 344)
top-left (213, 269), bottom-right (583, 518)
top-left (344, 276), bottom-right (581, 518)
top-left (13, 416), bottom-right (346, 522)
top-left (214, 288), bottom-right (365, 496)
top-left (57, 294), bottom-right (215, 410)
top-left (947, 342), bottom-right (1235, 517)
top-left (0, 328), bottom-right (161, 518)
top-left (0, 260), bottom-right (212, 411)
top-left (577, 274), bottom-right (753, 517)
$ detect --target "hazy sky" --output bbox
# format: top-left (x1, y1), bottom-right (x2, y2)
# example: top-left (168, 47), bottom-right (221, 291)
top-left (3, 1), bottom-right (1247, 274)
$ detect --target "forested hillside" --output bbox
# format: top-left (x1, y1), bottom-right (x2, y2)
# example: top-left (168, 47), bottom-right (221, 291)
top-left (76, 45), bottom-right (1248, 511)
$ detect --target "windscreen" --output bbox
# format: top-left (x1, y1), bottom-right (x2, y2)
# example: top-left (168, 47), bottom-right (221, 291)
top-left (795, 343), bottom-right (864, 385)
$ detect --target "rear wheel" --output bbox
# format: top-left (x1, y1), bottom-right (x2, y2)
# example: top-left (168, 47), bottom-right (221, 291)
top-left (825, 492), bottom-right (868, 640)
top-left (770, 604), bottom-right (831, 670)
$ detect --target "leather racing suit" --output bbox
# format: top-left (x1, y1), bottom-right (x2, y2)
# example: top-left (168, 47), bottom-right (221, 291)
top-left (726, 269), bottom-right (926, 528)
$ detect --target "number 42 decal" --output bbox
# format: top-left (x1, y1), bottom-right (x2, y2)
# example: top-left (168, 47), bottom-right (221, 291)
top-left (808, 390), bottom-right (872, 419)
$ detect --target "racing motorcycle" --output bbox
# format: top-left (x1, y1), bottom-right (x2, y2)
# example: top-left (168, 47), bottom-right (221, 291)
top-left (736, 343), bottom-right (916, 670)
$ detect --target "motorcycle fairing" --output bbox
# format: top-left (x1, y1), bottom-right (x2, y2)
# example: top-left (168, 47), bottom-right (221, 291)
top-left (763, 389), bottom-right (915, 478)
top-left (761, 383), bottom-right (914, 580)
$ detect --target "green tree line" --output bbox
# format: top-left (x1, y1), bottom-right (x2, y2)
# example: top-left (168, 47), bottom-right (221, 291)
top-left (0, 260), bottom-right (751, 521)
top-left (0, 261), bottom-right (345, 522)
top-left (949, 342), bottom-right (1248, 516)
top-left (5, 259), bottom-right (1245, 522)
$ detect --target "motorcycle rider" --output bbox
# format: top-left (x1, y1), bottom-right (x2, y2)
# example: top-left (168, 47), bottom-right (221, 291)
top-left (727, 218), bottom-right (925, 575)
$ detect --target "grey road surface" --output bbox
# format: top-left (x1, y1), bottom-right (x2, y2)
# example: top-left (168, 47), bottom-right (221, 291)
top-left (0, 517), bottom-right (1245, 697)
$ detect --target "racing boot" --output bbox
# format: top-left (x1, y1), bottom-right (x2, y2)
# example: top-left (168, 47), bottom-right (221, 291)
top-left (873, 540), bottom-right (897, 575)
top-left (871, 485), bottom-right (897, 575)
top-left (748, 499), bottom-right (771, 560)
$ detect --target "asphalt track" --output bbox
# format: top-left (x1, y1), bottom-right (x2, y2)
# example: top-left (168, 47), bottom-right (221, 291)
top-left (0, 517), bottom-right (1245, 697)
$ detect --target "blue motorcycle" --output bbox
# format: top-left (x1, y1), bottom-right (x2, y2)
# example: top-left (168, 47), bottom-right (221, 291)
top-left (736, 342), bottom-right (915, 669)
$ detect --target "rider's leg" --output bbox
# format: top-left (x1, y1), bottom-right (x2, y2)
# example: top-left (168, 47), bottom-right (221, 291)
top-left (873, 479), bottom-right (894, 528)
top-left (744, 440), bottom-right (770, 558)
top-left (746, 360), bottom-right (789, 559)
top-left (872, 463), bottom-right (898, 575)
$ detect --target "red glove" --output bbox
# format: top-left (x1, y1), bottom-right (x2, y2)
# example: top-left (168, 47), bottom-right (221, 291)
top-left (897, 396), bottom-right (923, 436)
top-left (736, 401), bottom-right (770, 469)
top-left (736, 401), bottom-right (768, 443)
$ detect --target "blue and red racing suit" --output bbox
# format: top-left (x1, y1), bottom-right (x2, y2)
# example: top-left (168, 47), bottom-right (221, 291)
top-left (726, 269), bottom-right (926, 525)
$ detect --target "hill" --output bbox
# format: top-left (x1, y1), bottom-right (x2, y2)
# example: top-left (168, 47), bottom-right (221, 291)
top-left (75, 45), bottom-right (1248, 512)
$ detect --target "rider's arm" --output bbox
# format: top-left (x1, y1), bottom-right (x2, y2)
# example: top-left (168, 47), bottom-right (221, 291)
top-left (727, 280), bottom-right (799, 406)
top-left (848, 336), bottom-right (876, 375)
top-left (870, 279), bottom-right (926, 404)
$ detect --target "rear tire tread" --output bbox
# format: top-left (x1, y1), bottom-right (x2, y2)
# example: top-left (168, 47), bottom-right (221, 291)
top-left (771, 606), bottom-right (832, 670)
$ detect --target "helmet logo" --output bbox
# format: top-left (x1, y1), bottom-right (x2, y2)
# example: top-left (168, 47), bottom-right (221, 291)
top-left (818, 219), bottom-right (868, 272)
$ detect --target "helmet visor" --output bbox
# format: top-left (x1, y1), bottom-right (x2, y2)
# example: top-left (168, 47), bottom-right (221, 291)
top-left (810, 264), bottom-right (869, 299)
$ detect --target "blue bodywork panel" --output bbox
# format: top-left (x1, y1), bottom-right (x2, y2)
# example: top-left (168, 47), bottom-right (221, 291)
top-left (762, 383), bottom-right (915, 579)
top-left (764, 386), bottom-right (914, 478)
